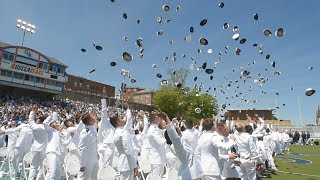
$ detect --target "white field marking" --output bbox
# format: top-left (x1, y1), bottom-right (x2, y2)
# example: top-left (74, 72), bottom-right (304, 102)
top-left (278, 171), bottom-right (320, 178)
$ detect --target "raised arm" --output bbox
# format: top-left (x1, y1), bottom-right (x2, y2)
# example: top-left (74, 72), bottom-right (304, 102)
top-left (99, 99), bottom-right (114, 130)
top-left (29, 110), bottom-right (36, 126)
top-left (123, 108), bottom-right (132, 131)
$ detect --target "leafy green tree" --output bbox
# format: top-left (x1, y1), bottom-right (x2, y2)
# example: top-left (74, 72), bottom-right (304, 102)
top-left (153, 86), bottom-right (185, 119)
top-left (153, 86), bottom-right (219, 123)
top-left (184, 89), bottom-right (219, 123)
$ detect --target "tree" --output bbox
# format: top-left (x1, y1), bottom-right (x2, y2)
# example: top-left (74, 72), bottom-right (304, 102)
top-left (153, 85), bottom-right (219, 123)
top-left (153, 86), bottom-right (185, 119)
top-left (167, 67), bottom-right (190, 87)
top-left (184, 89), bottom-right (219, 123)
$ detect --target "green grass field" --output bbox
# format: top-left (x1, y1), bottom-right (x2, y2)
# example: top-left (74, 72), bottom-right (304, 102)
top-left (261, 145), bottom-right (320, 180)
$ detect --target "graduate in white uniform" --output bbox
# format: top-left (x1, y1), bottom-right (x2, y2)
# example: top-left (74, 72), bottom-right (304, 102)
top-left (195, 118), bottom-right (237, 180)
top-left (28, 107), bottom-right (50, 180)
top-left (137, 110), bottom-right (151, 174)
top-left (159, 110), bottom-right (204, 180)
top-left (147, 111), bottom-right (167, 177)
top-left (97, 99), bottom-right (115, 167)
top-left (110, 107), bottom-right (137, 180)
top-left (263, 129), bottom-right (277, 171)
top-left (44, 110), bottom-right (64, 180)
top-left (181, 120), bottom-right (200, 150)
top-left (0, 121), bottom-right (18, 177)
top-left (235, 125), bottom-right (263, 180)
top-left (77, 113), bottom-right (99, 180)
top-left (0, 119), bottom-right (33, 179)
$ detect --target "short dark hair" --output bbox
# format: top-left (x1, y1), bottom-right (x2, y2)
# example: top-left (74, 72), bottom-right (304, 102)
top-left (185, 120), bottom-right (193, 129)
top-left (202, 118), bottom-right (214, 131)
top-left (81, 113), bottom-right (91, 125)
top-left (39, 115), bottom-right (48, 123)
top-left (109, 114), bottom-right (120, 128)
top-left (245, 125), bottom-right (253, 134)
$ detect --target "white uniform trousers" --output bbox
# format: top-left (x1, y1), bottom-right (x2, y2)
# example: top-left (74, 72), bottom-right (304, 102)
top-left (0, 148), bottom-right (14, 172)
top-left (150, 164), bottom-right (164, 177)
top-left (240, 158), bottom-right (256, 180)
top-left (46, 152), bottom-right (62, 180)
top-left (119, 170), bottom-right (134, 180)
top-left (9, 147), bottom-right (28, 178)
top-left (28, 151), bottom-right (46, 180)
top-left (77, 158), bottom-right (98, 180)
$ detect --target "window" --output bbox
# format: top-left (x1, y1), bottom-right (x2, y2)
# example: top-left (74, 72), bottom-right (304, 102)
top-left (19, 73), bottom-right (24, 80)
top-left (39, 62), bottom-right (43, 69)
top-left (56, 82), bottom-right (63, 87)
top-left (30, 76), bottom-right (35, 82)
top-left (25, 75), bottom-right (29, 81)
top-left (87, 85), bottom-right (90, 89)
top-left (74, 82), bottom-right (78, 87)
top-left (52, 66), bottom-right (57, 73)
top-left (1, 70), bottom-right (6, 76)
top-left (43, 63), bottom-right (48, 71)
top-left (7, 71), bottom-right (12, 77)
top-left (60, 68), bottom-right (65, 74)
top-left (35, 77), bottom-right (41, 83)
top-left (14, 72), bottom-right (19, 79)
top-left (79, 82), bottom-right (82, 87)
top-left (57, 67), bottom-right (61, 74)
top-left (2, 52), bottom-right (14, 61)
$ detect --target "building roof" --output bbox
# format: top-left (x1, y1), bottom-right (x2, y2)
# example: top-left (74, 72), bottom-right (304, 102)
top-left (134, 89), bottom-right (155, 95)
top-left (0, 41), bottom-right (67, 67)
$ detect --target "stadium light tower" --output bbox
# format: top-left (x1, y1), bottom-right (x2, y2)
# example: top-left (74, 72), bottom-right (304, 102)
top-left (120, 69), bottom-right (130, 110)
top-left (16, 19), bottom-right (36, 46)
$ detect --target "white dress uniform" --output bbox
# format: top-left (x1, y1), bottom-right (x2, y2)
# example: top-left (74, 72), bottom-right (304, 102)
top-left (166, 123), bottom-right (203, 180)
top-left (236, 132), bottom-right (263, 180)
top-left (97, 99), bottom-right (115, 167)
top-left (3, 123), bottom-right (33, 179)
top-left (147, 123), bottom-right (166, 176)
top-left (263, 133), bottom-right (277, 170)
top-left (271, 131), bottom-right (281, 155)
top-left (77, 125), bottom-right (99, 180)
top-left (195, 131), bottom-right (236, 180)
top-left (0, 126), bottom-right (18, 175)
top-left (181, 128), bottom-right (200, 150)
top-left (113, 126), bottom-right (137, 180)
top-left (28, 111), bottom-right (50, 180)
top-left (219, 135), bottom-right (244, 180)
top-left (138, 115), bottom-right (151, 173)
top-left (44, 118), bottom-right (63, 180)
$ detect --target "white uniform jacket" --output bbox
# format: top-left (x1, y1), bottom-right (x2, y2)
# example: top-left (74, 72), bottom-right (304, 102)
top-left (29, 111), bottom-right (49, 152)
top-left (195, 131), bottom-right (235, 176)
top-left (147, 124), bottom-right (166, 165)
top-left (166, 123), bottom-right (203, 180)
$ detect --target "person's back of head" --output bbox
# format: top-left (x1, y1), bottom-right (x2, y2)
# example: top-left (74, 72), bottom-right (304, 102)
top-left (235, 124), bottom-right (245, 133)
top-left (185, 120), bottom-right (193, 129)
top-left (202, 118), bottom-right (214, 131)
top-left (245, 125), bottom-right (253, 134)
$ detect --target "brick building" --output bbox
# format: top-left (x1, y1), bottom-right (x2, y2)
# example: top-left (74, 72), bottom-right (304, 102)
top-left (124, 87), bottom-right (145, 101)
top-left (65, 74), bottom-right (115, 97)
top-left (133, 89), bottom-right (155, 106)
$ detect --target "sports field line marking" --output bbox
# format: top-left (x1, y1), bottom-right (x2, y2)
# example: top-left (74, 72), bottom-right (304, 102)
top-left (278, 170), bottom-right (320, 178)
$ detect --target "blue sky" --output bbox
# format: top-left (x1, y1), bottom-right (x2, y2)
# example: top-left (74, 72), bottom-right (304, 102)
top-left (1, 0), bottom-right (320, 125)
